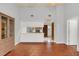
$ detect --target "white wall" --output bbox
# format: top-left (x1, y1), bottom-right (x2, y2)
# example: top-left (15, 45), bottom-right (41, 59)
top-left (54, 5), bottom-right (65, 43)
top-left (0, 3), bottom-right (20, 45)
top-left (20, 7), bottom-right (55, 22)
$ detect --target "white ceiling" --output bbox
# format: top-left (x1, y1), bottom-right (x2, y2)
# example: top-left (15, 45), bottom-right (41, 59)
top-left (16, 3), bottom-right (63, 7)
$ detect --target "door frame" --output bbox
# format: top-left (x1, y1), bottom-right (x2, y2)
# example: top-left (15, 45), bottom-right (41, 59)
top-left (51, 22), bottom-right (54, 40)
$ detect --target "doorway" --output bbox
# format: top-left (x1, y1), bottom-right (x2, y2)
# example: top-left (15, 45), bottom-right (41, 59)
top-left (43, 22), bottom-right (54, 42)
top-left (67, 17), bottom-right (78, 45)
top-left (43, 25), bottom-right (48, 37)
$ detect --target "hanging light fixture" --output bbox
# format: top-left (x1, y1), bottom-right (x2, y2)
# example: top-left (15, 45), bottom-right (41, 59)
top-left (45, 14), bottom-right (52, 25)
top-left (48, 14), bottom-right (52, 17)
top-left (30, 14), bottom-right (34, 17)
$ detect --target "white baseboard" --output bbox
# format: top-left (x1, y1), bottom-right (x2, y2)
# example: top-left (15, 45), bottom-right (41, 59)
top-left (15, 42), bottom-right (20, 45)
top-left (56, 41), bottom-right (66, 44)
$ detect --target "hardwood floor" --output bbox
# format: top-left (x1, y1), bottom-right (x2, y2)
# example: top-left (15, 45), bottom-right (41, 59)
top-left (77, 52), bottom-right (79, 56)
top-left (5, 43), bottom-right (77, 56)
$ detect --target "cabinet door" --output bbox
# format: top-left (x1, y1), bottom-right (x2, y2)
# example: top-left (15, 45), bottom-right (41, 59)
top-left (9, 19), bottom-right (14, 39)
top-left (1, 16), bottom-right (8, 39)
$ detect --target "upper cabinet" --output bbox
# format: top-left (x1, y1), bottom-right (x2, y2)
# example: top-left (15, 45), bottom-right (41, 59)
top-left (9, 19), bottom-right (14, 39)
top-left (0, 12), bottom-right (15, 56)
top-left (1, 16), bottom-right (8, 39)
top-left (0, 12), bottom-right (15, 40)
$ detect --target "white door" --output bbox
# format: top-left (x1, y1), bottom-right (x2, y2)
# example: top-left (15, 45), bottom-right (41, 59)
top-left (67, 17), bottom-right (78, 45)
